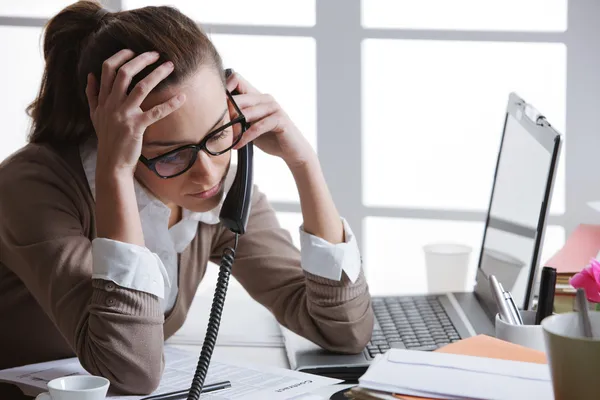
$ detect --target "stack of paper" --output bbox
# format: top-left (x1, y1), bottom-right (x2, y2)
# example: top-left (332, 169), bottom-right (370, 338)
top-left (0, 346), bottom-right (339, 399)
top-left (357, 347), bottom-right (553, 400)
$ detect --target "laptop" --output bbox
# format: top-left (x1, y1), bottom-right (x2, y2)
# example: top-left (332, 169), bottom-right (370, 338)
top-left (281, 93), bottom-right (562, 381)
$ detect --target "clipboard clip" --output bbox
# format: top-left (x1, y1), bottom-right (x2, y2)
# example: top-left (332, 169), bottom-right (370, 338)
top-left (515, 100), bottom-right (550, 127)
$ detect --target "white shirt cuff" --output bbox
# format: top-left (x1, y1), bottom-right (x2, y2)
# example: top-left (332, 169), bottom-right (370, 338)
top-left (91, 238), bottom-right (171, 299)
top-left (299, 218), bottom-right (361, 283)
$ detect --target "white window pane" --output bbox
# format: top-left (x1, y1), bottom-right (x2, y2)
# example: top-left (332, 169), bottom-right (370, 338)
top-left (0, 1), bottom-right (73, 17)
top-left (0, 27), bottom-right (44, 162)
top-left (364, 217), bottom-right (484, 295)
top-left (211, 34), bottom-right (316, 203)
top-left (362, 0), bottom-right (567, 32)
top-left (124, 0), bottom-right (315, 27)
top-left (363, 40), bottom-right (566, 214)
top-left (539, 225), bottom-right (566, 276)
top-left (276, 212), bottom-right (303, 249)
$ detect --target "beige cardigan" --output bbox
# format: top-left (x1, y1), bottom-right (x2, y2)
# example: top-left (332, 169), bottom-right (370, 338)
top-left (0, 143), bottom-right (374, 395)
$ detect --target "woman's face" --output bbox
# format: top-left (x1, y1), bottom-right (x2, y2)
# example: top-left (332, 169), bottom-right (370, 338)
top-left (135, 66), bottom-right (231, 212)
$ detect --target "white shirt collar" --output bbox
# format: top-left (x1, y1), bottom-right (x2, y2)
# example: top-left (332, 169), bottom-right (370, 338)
top-left (79, 138), bottom-right (236, 226)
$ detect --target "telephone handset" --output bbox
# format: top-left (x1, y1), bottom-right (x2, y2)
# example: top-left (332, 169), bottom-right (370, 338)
top-left (219, 68), bottom-right (253, 234)
top-left (183, 68), bottom-right (253, 400)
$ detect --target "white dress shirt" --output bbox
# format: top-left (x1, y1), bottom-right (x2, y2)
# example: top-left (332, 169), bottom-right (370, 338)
top-left (80, 140), bottom-right (361, 313)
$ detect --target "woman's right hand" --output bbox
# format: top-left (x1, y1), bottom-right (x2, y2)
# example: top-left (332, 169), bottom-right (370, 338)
top-left (85, 49), bottom-right (186, 175)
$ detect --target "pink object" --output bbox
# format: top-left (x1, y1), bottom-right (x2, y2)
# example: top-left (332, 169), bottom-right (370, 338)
top-left (569, 258), bottom-right (600, 303)
top-left (545, 224), bottom-right (600, 274)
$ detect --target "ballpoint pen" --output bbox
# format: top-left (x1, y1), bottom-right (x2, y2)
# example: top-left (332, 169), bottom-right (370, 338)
top-left (575, 288), bottom-right (594, 338)
top-left (501, 283), bottom-right (523, 325)
top-left (489, 275), bottom-right (517, 324)
top-left (140, 380), bottom-right (232, 400)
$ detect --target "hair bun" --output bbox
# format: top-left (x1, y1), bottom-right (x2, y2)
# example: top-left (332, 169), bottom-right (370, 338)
top-left (94, 8), bottom-right (110, 26)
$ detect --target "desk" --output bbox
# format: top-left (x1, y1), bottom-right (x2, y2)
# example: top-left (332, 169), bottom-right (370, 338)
top-left (167, 267), bottom-right (353, 399)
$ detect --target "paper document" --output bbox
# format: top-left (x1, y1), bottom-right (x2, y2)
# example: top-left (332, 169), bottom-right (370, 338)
top-left (0, 346), bottom-right (340, 399)
top-left (359, 348), bottom-right (553, 400)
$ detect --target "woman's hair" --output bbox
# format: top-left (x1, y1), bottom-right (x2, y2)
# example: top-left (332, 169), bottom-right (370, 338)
top-left (27, 0), bottom-right (224, 144)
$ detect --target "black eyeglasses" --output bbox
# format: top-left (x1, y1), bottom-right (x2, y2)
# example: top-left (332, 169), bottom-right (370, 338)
top-left (139, 91), bottom-right (247, 179)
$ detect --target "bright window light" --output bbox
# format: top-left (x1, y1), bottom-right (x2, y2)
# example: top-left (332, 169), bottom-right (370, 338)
top-left (362, 0), bottom-right (567, 32)
top-left (362, 39), bottom-right (566, 214)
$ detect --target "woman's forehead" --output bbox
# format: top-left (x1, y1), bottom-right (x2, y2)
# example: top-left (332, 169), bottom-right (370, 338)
top-left (143, 67), bottom-right (227, 142)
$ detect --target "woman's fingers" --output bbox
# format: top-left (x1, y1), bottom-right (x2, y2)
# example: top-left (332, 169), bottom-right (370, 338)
top-left (234, 112), bottom-right (282, 149)
top-left (226, 71), bottom-right (260, 95)
top-left (232, 93), bottom-right (275, 109)
top-left (238, 101), bottom-right (279, 124)
top-left (98, 49), bottom-right (136, 106)
top-left (109, 51), bottom-right (161, 104)
top-left (123, 60), bottom-right (175, 110)
top-left (85, 73), bottom-right (99, 112)
top-left (139, 93), bottom-right (186, 128)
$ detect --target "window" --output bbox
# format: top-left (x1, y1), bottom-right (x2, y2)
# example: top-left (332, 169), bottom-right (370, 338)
top-left (0, 1), bottom-right (74, 18)
top-left (364, 218), bottom-right (565, 295)
top-left (123, 0), bottom-right (315, 26)
top-left (3, 1), bottom-right (591, 298)
top-left (0, 27), bottom-right (44, 161)
top-left (362, 39), bottom-right (566, 212)
top-left (362, 0), bottom-right (568, 32)
top-left (359, 1), bottom-right (569, 293)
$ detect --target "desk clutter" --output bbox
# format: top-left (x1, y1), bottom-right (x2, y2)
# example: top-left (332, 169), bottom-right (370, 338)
top-left (544, 224), bottom-right (600, 313)
top-left (0, 346), bottom-right (340, 400)
top-left (346, 311), bottom-right (600, 400)
top-left (344, 335), bottom-right (550, 400)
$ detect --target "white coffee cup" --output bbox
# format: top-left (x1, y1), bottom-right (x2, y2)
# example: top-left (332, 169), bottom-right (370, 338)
top-left (423, 243), bottom-right (472, 293)
top-left (35, 375), bottom-right (110, 400)
top-left (495, 310), bottom-right (546, 352)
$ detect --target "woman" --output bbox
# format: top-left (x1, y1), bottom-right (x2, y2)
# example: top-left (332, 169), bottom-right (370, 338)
top-left (0, 0), bottom-right (373, 396)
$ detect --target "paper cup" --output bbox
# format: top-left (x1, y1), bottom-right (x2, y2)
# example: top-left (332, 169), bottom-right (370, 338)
top-left (423, 243), bottom-right (472, 293)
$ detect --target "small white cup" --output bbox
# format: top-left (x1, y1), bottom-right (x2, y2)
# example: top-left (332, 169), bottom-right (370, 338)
top-left (495, 310), bottom-right (546, 352)
top-left (35, 376), bottom-right (110, 400)
top-left (423, 243), bottom-right (472, 293)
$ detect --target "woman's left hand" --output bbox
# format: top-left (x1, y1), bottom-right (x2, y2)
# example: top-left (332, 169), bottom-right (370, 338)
top-left (226, 71), bottom-right (316, 169)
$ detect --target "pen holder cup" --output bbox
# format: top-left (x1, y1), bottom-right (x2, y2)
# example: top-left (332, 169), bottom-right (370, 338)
top-left (495, 310), bottom-right (546, 352)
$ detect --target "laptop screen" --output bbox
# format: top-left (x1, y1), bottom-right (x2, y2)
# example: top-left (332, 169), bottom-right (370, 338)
top-left (476, 102), bottom-right (560, 312)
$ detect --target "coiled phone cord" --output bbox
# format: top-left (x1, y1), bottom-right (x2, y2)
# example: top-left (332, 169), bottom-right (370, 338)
top-left (186, 233), bottom-right (239, 400)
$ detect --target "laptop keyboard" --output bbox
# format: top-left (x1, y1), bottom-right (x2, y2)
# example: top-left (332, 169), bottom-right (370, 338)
top-left (366, 296), bottom-right (461, 359)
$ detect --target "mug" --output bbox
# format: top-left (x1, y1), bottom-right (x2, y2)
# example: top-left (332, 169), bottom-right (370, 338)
top-left (542, 312), bottom-right (600, 400)
top-left (35, 375), bottom-right (110, 400)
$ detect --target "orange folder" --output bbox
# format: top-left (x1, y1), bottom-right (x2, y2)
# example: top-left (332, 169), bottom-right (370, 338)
top-left (393, 334), bottom-right (547, 400)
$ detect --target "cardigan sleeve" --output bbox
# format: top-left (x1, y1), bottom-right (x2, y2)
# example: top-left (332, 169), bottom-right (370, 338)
top-left (0, 148), bottom-right (165, 395)
top-left (210, 186), bottom-right (374, 354)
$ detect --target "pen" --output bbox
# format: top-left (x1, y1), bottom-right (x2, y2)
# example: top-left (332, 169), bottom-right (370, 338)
top-left (575, 288), bottom-right (594, 338)
top-left (535, 266), bottom-right (556, 324)
top-left (489, 275), bottom-right (517, 324)
top-left (140, 380), bottom-right (232, 400)
top-left (501, 284), bottom-right (523, 326)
